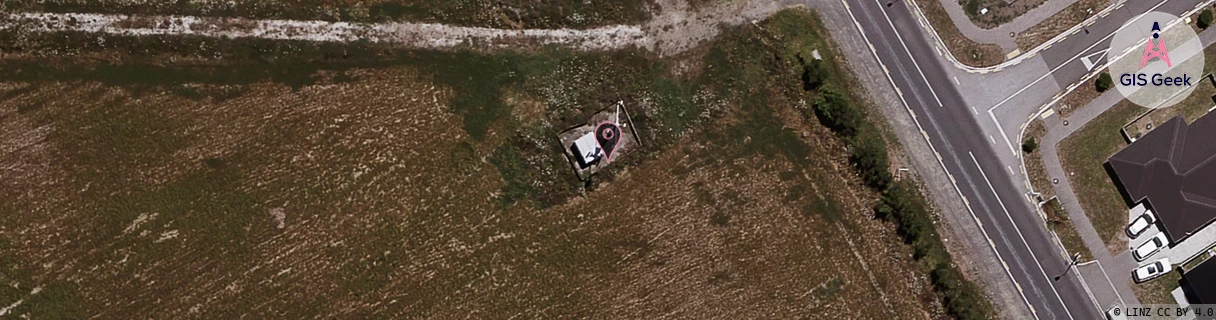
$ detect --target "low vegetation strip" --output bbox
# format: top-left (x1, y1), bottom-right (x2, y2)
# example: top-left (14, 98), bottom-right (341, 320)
top-left (0, 0), bottom-right (653, 29)
top-left (810, 47), bottom-right (995, 320)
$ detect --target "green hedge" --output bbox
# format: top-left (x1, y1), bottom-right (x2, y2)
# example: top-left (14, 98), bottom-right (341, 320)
top-left (810, 83), bottom-right (994, 319)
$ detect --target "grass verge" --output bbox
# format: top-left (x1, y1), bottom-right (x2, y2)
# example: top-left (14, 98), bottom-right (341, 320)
top-left (1024, 120), bottom-right (1054, 201)
top-left (909, 0), bottom-right (1006, 67)
top-left (1044, 198), bottom-right (1094, 261)
top-left (1014, 0), bottom-right (1109, 51)
top-left (812, 51), bottom-right (996, 320)
top-left (960, 0), bottom-right (1048, 28)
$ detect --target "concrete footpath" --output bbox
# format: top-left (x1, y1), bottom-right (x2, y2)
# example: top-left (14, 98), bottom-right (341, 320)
top-left (936, 0), bottom-right (1097, 51)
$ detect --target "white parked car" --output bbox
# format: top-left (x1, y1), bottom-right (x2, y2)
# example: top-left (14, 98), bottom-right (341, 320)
top-left (1132, 258), bottom-right (1171, 283)
top-left (1133, 233), bottom-right (1169, 261)
top-left (1126, 210), bottom-right (1156, 239)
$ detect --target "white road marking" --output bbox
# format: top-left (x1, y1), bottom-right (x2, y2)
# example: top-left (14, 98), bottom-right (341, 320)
top-left (954, 76), bottom-right (960, 85)
top-left (1007, 165), bottom-right (1016, 175)
top-left (990, 110), bottom-right (1018, 155)
top-left (1080, 48), bottom-right (1111, 71)
top-left (838, 1), bottom-right (1039, 318)
top-left (989, 135), bottom-right (997, 144)
top-left (988, 0), bottom-right (1175, 112)
top-left (869, 0), bottom-right (944, 108)
top-left (970, 151), bottom-right (1077, 320)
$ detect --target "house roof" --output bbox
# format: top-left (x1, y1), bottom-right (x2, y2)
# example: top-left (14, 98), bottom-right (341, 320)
top-left (1107, 112), bottom-right (1216, 244)
top-left (1182, 257), bottom-right (1216, 304)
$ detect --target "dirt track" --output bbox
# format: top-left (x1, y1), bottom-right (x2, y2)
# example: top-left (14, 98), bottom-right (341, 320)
top-left (1, 0), bottom-right (786, 55)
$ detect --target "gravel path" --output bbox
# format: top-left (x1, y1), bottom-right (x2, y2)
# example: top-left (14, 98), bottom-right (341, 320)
top-left (0, 0), bottom-right (785, 55)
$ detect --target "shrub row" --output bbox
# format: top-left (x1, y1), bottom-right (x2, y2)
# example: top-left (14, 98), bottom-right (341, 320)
top-left (810, 81), bottom-right (993, 319)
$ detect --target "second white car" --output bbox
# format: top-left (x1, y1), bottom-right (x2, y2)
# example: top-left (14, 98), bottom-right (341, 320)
top-left (1133, 233), bottom-right (1168, 261)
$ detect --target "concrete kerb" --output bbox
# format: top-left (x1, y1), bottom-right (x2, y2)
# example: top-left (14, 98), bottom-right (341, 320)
top-left (902, 0), bottom-right (1126, 73)
top-left (1011, 0), bottom-right (1216, 263)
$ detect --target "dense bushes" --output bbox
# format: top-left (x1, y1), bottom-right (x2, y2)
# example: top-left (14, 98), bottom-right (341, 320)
top-left (814, 85), bottom-right (892, 190)
top-left (810, 81), bottom-right (993, 319)
top-left (1096, 73), bottom-right (1113, 92)
top-left (879, 183), bottom-right (992, 319)
top-left (1022, 137), bottom-right (1038, 154)
top-left (1200, 9), bottom-right (1213, 30)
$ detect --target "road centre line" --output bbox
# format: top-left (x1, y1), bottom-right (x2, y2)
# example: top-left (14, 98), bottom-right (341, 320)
top-left (989, 135), bottom-right (997, 144)
top-left (869, 0), bottom-right (944, 107)
top-left (988, 0), bottom-right (1174, 113)
top-left (838, 1), bottom-right (1038, 318)
top-left (970, 151), bottom-right (1078, 320)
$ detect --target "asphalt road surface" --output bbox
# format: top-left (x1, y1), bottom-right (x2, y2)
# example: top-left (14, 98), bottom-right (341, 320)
top-left (841, 0), bottom-right (1207, 318)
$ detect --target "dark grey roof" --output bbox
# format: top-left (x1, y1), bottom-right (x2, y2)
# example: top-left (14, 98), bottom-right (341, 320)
top-left (1182, 257), bottom-right (1216, 304)
top-left (1108, 112), bottom-right (1216, 244)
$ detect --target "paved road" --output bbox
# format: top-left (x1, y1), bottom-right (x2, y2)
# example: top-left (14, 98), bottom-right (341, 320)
top-left (840, 0), bottom-right (1208, 318)
top-left (845, 0), bottom-right (1100, 318)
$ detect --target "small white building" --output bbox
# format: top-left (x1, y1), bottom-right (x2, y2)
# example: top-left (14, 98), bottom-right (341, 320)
top-left (570, 132), bottom-right (603, 169)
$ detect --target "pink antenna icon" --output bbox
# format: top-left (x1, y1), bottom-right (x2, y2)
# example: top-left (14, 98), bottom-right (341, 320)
top-left (1140, 23), bottom-right (1171, 68)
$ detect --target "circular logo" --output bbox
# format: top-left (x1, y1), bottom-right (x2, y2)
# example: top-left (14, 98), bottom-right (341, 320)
top-left (1108, 12), bottom-right (1204, 109)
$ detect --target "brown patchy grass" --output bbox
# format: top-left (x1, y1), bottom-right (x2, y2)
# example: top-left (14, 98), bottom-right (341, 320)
top-left (1043, 199), bottom-right (1094, 261)
top-left (959, 0), bottom-right (1049, 28)
top-left (0, 8), bottom-right (956, 318)
top-left (1024, 119), bottom-right (1054, 201)
top-left (910, 0), bottom-right (1006, 67)
top-left (1025, 120), bottom-right (1093, 261)
top-left (1058, 101), bottom-right (1141, 256)
top-left (1054, 73), bottom-right (1107, 117)
top-left (1131, 270), bottom-right (1183, 305)
top-left (1014, 0), bottom-right (1109, 51)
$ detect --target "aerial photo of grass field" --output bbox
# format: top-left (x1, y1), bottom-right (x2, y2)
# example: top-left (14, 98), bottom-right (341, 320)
top-left (0, 3), bottom-right (992, 318)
